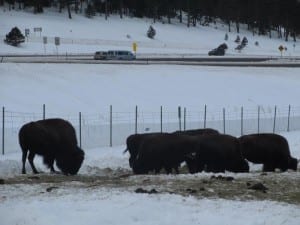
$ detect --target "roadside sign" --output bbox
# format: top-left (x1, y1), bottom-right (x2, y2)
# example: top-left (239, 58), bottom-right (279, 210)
top-left (278, 45), bottom-right (285, 57)
top-left (34, 27), bottom-right (42, 32)
top-left (43, 36), bottom-right (47, 54)
top-left (132, 42), bottom-right (137, 53)
top-left (55, 37), bottom-right (60, 46)
top-left (43, 36), bottom-right (47, 44)
top-left (33, 27), bottom-right (42, 37)
top-left (25, 28), bottom-right (30, 36)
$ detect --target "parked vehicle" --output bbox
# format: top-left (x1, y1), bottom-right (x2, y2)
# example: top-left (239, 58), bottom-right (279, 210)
top-left (107, 50), bottom-right (136, 60)
top-left (208, 43), bottom-right (228, 56)
top-left (94, 51), bottom-right (108, 60)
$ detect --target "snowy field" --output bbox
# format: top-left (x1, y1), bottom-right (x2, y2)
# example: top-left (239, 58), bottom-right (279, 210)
top-left (1, 7), bottom-right (300, 225)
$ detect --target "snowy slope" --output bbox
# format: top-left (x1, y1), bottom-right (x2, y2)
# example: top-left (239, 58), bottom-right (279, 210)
top-left (1, 8), bottom-right (299, 56)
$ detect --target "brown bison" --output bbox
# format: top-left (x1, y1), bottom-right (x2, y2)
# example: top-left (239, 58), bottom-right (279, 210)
top-left (124, 132), bottom-right (164, 168)
top-left (132, 133), bottom-right (196, 174)
top-left (132, 133), bottom-right (249, 174)
top-left (185, 134), bottom-right (249, 173)
top-left (19, 118), bottom-right (85, 175)
top-left (239, 133), bottom-right (298, 172)
top-left (124, 128), bottom-right (219, 169)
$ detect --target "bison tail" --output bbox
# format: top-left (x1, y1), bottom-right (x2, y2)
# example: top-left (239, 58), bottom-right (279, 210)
top-left (123, 148), bottom-right (129, 154)
top-left (18, 125), bottom-right (29, 152)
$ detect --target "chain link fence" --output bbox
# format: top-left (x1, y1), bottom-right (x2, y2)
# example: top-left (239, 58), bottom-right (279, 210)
top-left (2, 104), bottom-right (300, 155)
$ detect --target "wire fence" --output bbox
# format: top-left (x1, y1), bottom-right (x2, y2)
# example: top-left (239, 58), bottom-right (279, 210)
top-left (2, 104), bottom-right (300, 155)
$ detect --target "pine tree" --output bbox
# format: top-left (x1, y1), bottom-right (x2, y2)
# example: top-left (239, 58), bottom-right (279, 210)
top-left (4, 27), bottom-right (25, 46)
top-left (147, 25), bottom-right (156, 39)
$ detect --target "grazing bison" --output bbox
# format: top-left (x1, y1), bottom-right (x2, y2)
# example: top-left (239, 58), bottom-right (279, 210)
top-left (132, 133), bottom-right (196, 174)
top-left (185, 134), bottom-right (249, 173)
top-left (124, 128), bottom-right (219, 169)
top-left (124, 132), bottom-right (163, 168)
top-left (19, 118), bottom-right (85, 175)
top-left (239, 133), bottom-right (298, 172)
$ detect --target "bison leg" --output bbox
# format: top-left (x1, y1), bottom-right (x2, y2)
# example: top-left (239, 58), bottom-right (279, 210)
top-left (50, 164), bottom-right (56, 174)
top-left (47, 157), bottom-right (56, 173)
top-left (154, 168), bottom-right (161, 174)
top-left (263, 163), bottom-right (275, 172)
top-left (21, 149), bottom-right (28, 174)
top-left (28, 151), bottom-right (38, 174)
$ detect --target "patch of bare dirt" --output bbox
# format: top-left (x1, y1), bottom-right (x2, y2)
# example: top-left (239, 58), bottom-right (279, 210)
top-left (1, 170), bottom-right (300, 205)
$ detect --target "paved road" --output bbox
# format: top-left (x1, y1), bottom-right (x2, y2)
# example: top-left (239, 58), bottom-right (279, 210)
top-left (1, 54), bottom-right (300, 67)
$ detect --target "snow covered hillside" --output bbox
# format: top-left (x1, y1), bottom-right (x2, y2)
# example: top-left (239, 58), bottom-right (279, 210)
top-left (1, 8), bottom-right (299, 56)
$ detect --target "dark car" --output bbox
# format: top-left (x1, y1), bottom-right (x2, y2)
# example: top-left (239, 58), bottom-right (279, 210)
top-left (94, 51), bottom-right (108, 60)
top-left (208, 43), bottom-right (228, 56)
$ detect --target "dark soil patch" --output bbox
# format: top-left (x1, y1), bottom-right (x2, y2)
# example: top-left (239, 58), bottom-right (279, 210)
top-left (2, 170), bottom-right (300, 205)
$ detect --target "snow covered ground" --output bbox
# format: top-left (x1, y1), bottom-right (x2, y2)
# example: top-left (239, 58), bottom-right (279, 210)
top-left (1, 186), bottom-right (300, 225)
top-left (1, 7), bottom-right (300, 225)
top-left (1, 8), bottom-right (300, 57)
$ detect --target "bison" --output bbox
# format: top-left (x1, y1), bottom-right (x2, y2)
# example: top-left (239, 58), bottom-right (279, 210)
top-left (19, 118), bottom-right (85, 175)
top-left (132, 133), bottom-right (196, 174)
top-left (124, 128), bottom-right (219, 169)
top-left (132, 132), bottom-right (248, 175)
top-left (239, 133), bottom-right (298, 172)
top-left (124, 132), bottom-right (164, 168)
top-left (185, 134), bottom-right (249, 173)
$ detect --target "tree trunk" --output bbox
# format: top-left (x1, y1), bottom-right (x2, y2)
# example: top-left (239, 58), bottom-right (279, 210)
top-left (236, 22), bottom-right (239, 33)
top-left (179, 9), bottom-right (182, 23)
top-left (278, 26), bottom-right (282, 39)
top-left (105, 0), bottom-right (108, 20)
top-left (119, 0), bottom-right (123, 19)
top-left (167, 6), bottom-right (171, 24)
top-left (293, 31), bottom-right (296, 42)
top-left (67, 2), bottom-right (72, 19)
top-left (75, 1), bottom-right (78, 14)
top-left (285, 29), bottom-right (289, 42)
top-left (187, 0), bottom-right (190, 27)
top-left (59, 1), bottom-right (63, 13)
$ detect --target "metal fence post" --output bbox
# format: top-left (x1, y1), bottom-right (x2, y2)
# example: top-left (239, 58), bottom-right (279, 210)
top-left (273, 105), bottom-right (277, 133)
top-left (204, 104), bottom-right (207, 128)
top-left (110, 105), bottom-right (112, 147)
top-left (43, 104), bottom-right (46, 120)
top-left (160, 106), bottom-right (163, 133)
top-left (183, 107), bottom-right (186, 131)
top-left (241, 106), bottom-right (244, 136)
top-left (258, 105), bottom-right (260, 133)
top-left (223, 108), bottom-right (226, 134)
top-left (287, 105), bottom-right (291, 132)
top-left (135, 105), bottom-right (138, 134)
top-left (2, 107), bottom-right (4, 155)
top-left (79, 112), bottom-right (82, 148)
top-left (178, 106), bottom-right (181, 131)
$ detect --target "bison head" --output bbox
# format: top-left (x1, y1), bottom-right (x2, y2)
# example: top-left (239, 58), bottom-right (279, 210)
top-left (56, 147), bottom-right (85, 175)
top-left (288, 157), bottom-right (298, 171)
